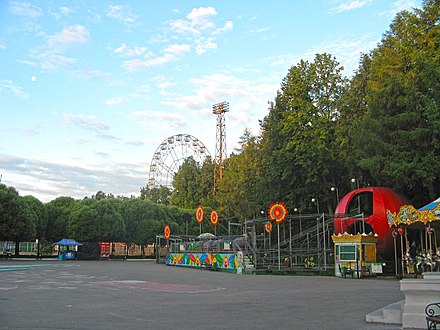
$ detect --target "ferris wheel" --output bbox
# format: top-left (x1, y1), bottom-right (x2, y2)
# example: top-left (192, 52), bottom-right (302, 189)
top-left (147, 134), bottom-right (211, 189)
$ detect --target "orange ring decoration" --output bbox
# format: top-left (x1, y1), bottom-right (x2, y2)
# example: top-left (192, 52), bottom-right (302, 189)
top-left (269, 202), bottom-right (288, 224)
top-left (164, 225), bottom-right (171, 239)
top-left (210, 210), bottom-right (218, 225)
top-left (196, 205), bottom-right (204, 223)
top-left (264, 222), bottom-right (272, 233)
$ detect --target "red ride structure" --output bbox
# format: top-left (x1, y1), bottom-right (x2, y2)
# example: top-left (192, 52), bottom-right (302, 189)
top-left (334, 187), bottom-right (407, 260)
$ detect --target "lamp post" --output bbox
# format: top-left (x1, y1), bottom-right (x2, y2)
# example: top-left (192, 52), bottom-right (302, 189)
top-left (311, 198), bottom-right (320, 215)
top-left (351, 178), bottom-right (360, 189)
top-left (351, 178), bottom-right (361, 213)
top-left (294, 207), bottom-right (302, 233)
top-left (331, 187), bottom-right (339, 203)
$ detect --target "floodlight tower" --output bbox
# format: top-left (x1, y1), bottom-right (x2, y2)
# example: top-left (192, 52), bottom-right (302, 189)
top-left (212, 101), bottom-right (229, 195)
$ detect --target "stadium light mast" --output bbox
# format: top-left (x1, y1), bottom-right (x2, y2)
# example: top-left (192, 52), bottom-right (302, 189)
top-left (212, 101), bottom-right (229, 196)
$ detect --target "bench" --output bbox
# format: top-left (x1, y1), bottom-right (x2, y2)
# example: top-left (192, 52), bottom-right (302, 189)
top-left (426, 302), bottom-right (440, 329)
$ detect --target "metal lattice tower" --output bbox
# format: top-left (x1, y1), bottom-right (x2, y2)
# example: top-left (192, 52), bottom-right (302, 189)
top-left (212, 101), bottom-right (229, 195)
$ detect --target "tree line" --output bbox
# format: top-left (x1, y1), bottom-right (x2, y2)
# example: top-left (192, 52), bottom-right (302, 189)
top-left (1, 1), bottom-right (439, 250)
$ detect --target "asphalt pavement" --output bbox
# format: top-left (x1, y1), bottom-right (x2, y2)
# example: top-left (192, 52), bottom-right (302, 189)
top-left (0, 260), bottom-right (403, 330)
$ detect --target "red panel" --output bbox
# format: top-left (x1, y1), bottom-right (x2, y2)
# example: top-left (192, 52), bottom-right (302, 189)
top-left (334, 187), bottom-right (406, 260)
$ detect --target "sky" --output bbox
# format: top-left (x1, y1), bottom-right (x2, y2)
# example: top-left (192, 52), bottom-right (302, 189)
top-left (0, 0), bottom-right (422, 202)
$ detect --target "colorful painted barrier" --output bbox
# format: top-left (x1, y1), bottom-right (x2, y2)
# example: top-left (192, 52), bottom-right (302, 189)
top-left (166, 252), bottom-right (238, 270)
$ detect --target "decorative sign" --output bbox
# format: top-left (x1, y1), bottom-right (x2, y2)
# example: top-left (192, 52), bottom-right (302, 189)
top-left (164, 225), bottom-right (171, 239)
top-left (371, 263), bottom-right (383, 274)
top-left (269, 202), bottom-right (288, 224)
top-left (265, 222), bottom-right (273, 233)
top-left (196, 205), bottom-right (204, 223)
top-left (210, 210), bottom-right (218, 225)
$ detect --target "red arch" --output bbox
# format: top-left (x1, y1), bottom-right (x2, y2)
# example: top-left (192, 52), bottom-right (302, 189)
top-left (334, 187), bottom-right (406, 259)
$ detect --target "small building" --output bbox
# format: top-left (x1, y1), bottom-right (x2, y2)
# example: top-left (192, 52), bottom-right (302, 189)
top-left (332, 232), bottom-right (379, 278)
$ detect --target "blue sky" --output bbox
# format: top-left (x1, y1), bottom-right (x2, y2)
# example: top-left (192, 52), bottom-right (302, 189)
top-left (0, 0), bottom-right (422, 202)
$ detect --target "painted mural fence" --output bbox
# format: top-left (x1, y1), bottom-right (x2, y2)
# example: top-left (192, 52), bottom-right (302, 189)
top-left (166, 252), bottom-right (238, 270)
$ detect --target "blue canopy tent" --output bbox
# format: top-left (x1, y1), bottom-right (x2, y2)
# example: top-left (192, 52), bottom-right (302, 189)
top-left (54, 239), bottom-right (82, 260)
top-left (54, 238), bottom-right (83, 246)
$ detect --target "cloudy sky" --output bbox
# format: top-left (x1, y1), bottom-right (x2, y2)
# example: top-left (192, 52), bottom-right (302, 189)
top-left (0, 0), bottom-right (421, 202)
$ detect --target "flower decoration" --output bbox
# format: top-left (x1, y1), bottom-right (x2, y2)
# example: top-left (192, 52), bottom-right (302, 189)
top-left (210, 210), bottom-right (218, 225)
top-left (164, 225), bottom-right (171, 239)
top-left (269, 202), bottom-right (288, 224)
top-left (265, 222), bottom-right (273, 233)
top-left (196, 205), bottom-right (204, 223)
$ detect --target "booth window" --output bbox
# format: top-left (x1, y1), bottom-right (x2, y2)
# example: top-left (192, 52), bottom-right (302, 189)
top-left (336, 245), bottom-right (356, 261)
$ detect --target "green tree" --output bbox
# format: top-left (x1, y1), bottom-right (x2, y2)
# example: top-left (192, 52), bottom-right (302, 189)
top-left (217, 129), bottom-right (262, 220)
top-left (260, 53), bottom-right (347, 212)
top-left (349, 0), bottom-right (440, 204)
top-left (45, 196), bottom-right (78, 241)
top-left (140, 186), bottom-right (171, 205)
top-left (0, 184), bottom-right (36, 255)
top-left (170, 157), bottom-right (202, 208)
top-left (68, 199), bottom-right (125, 242)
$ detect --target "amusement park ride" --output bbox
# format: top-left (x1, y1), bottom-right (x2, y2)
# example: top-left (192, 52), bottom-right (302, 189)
top-left (150, 103), bottom-right (440, 277)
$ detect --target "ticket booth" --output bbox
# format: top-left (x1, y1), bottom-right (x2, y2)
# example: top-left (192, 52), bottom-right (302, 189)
top-left (332, 233), bottom-right (379, 278)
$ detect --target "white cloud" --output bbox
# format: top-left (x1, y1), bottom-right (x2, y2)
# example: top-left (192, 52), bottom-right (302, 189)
top-left (47, 25), bottom-right (90, 51)
top-left (118, 6), bottom-right (232, 72)
top-left (0, 80), bottom-right (30, 100)
top-left (380, 0), bottom-right (417, 18)
top-left (129, 110), bottom-right (187, 129)
top-left (163, 44), bottom-right (191, 56)
top-left (214, 20), bottom-right (233, 34)
top-left (187, 6), bottom-right (217, 25)
top-left (59, 6), bottom-right (72, 15)
top-left (106, 5), bottom-right (138, 25)
top-left (303, 36), bottom-right (378, 75)
top-left (64, 113), bottom-right (110, 134)
top-left (50, 6), bottom-right (73, 21)
top-left (329, 0), bottom-right (373, 14)
top-left (123, 53), bottom-right (177, 71)
top-left (195, 37), bottom-right (217, 55)
top-left (9, 1), bottom-right (42, 18)
top-left (106, 96), bottom-right (128, 106)
top-left (0, 154), bottom-right (145, 202)
top-left (113, 43), bottom-right (151, 57)
top-left (29, 50), bottom-right (76, 70)
top-left (170, 6), bottom-right (218, 34)
top-left (24, 25), bottom-right (90, 71)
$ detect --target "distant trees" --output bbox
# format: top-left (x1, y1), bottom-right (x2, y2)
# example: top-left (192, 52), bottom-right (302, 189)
top-left (0, 187), bottom-right (193, 253)
top-left (0, 184), bottom-right (36, 255)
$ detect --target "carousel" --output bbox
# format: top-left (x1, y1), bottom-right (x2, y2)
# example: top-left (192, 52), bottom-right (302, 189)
top-left (386, 197), bottom-right (440, 276)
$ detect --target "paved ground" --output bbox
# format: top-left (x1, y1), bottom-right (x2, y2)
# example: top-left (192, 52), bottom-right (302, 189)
top-left (0, 260), bottom-right (403, 330)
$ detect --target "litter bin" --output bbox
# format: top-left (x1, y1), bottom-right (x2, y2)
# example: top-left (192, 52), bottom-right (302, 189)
top-left (58, 254), bottom-right (63, 261)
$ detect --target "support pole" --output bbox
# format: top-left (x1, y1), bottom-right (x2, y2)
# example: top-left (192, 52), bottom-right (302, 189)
top-left (277, 224), bottom-right (281, 270)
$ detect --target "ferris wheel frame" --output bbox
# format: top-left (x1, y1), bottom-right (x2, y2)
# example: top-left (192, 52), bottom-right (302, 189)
top-left (147, 134), bottom-right (211, 189)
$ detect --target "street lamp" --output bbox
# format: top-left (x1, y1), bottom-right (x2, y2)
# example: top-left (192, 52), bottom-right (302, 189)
top-left (351, 178), bottom-right (361, 213)
top-left (311, 198), bottom-right (320, 214)
top-left (351, 178), bottom-right (360, 189)
top-left (294, 207), bottom-right (302, 233)
top-left (331, 186), bottom-right (339, 203)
